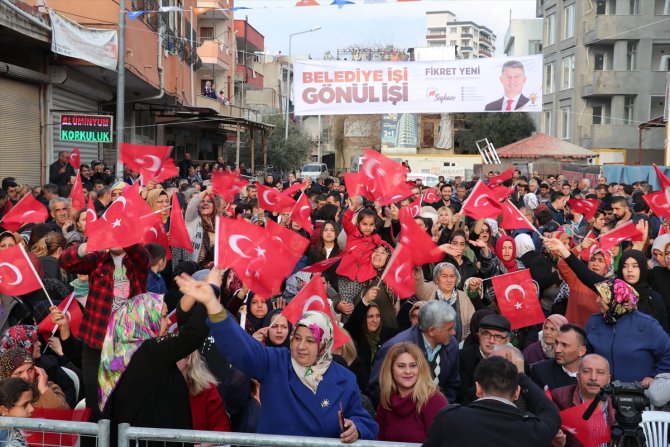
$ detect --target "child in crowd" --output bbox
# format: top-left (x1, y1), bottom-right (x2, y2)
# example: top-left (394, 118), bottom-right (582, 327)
top-left (145, 243), bottom-right (168, 295)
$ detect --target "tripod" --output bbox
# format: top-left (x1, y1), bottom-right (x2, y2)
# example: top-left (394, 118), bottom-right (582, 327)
top-left (608, 424), bottom-right (646, 447)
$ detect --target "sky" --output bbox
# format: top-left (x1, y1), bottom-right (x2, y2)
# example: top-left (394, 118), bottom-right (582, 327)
top-left (238, 0), bottom-right (539, 58)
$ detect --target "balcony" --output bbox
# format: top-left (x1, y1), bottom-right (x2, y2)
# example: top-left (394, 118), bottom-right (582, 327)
top-left (196, 0), bottom-right (232, 19)
top-left (460, 46), bottom-right (473, 52)
top-left (583, 124), bottom-right (665, 150)
top-left (235, 65), bottom-right (264, 89)
top-left (480, 36), bottom-right (493, 47)
top-left (234, 20), bottom-right (264, 53)
top-left (195, 95), bottom-right (263, 123)
top-left (584, 15), bottom-right (651, 44)
top-left (461, 33), bottom-right (473, 38)
top-left (427, 34), bottom-right (446, 40)
top-left (581, 71), bottom-right (668, 97)
top-left (197, 40), bottom-right (231, 73)
top-left (479, 47), bottom-right (492, 57)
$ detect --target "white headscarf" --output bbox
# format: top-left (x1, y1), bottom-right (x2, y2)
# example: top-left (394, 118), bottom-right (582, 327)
top-left (290, 311), bottom-right (334, 394)
top-left (651, 235), bottom-right (670, 267)
top-left (515, 233), bottom-right (536, 257)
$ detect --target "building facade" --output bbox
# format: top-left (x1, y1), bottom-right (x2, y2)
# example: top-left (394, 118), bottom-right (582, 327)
top-left (537, 0), bottom-right (669, 164)
top-left (426, 10), bottom-right (496, 59)
top-left (504, 19), bottom-right (543, 57)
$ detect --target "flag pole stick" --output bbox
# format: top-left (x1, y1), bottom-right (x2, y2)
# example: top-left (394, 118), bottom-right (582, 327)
top-left (378, 243), bottom-right (402, 287)
top-left (214, 215), bottom-right (220, 268)
top-left (19, 245), bottom-right (54, 306)
top-left (42, 292), bottom-right (76, 355)
top-left (139, 206), bottom-right (173, 219)
top-left (507, 200), bottom-right (545, 239)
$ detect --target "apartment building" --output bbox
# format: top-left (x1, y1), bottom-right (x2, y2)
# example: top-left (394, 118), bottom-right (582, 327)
top-left (197, 2), bottom-right (235, 103)
top-left (504, 19), bottom-right (543, 57)
top-left (426, 10), bottom-right (496, 59)
top-left (537, 0), bottom-right (669, 164)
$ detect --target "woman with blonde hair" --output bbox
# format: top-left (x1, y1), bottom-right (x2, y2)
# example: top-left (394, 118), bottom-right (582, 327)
top-left (376, 342), bottom-right (447, 443)
top-left (177, 350), bottom-right (231, 434)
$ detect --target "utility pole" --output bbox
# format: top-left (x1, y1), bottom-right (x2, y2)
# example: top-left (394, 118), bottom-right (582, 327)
top-left (115, 0), bottom-right (126, 180)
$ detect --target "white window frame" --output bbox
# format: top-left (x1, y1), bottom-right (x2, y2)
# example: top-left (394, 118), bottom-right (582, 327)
top-left (561, 55), bottom-right (575, 89)
top-left (563, 4), bottom-right (575, 39)
top-left (561, 106), bottom-right (572, 139)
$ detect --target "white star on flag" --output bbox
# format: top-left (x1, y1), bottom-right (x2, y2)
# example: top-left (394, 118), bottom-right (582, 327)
top-left (255, 246), bottom-right (266, 257)
top-left (514, 301), bottom-right (523, 310)
top-left (112, 218), bottom-right (122, 228)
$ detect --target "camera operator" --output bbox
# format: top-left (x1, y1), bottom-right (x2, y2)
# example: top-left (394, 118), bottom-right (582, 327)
top-left (549, 354), bottom-right (614, 447)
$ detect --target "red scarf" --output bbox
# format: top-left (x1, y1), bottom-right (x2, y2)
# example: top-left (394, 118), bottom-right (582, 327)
top-left (495, 236), bottom-right (518, 273)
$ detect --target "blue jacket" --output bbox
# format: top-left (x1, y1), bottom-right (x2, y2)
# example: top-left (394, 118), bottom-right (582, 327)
top-left (368, 325), bottom-right (460, 405)
top-left (208, 315), bottom-right (378, 440)
top-left (585, 311), bottom-right (670, 382)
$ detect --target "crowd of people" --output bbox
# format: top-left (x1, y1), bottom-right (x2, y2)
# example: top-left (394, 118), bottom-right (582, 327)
top-left (3, 153), bottom-right (670, 446)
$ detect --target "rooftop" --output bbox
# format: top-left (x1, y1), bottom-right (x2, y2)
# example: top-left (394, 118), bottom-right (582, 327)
top-left (497, 133), bottom-right (598, 159)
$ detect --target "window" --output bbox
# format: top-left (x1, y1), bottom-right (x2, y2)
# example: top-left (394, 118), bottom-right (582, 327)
top-left (596, 0), bottom-right (607, 14)
top-left (592, 104), bottom-right (603, 124)
top-left (594, 51), bottom-right (606, 70)
top-left (544, 63), bottom-right (555, 93)
top-left (543, 110), bottom-right (553, 135)
top-left (545, 14), bottom-right (556, 46)
top-left (629, 0), bottom-right (639, 14)
top-left (528, 40), bottom-right (542, 54)
top-left (627, 41), bottom-right (638, 70)
top-left (462, 26), bottom-right (470, 33)
top-left (450, 27), bottom-right (457, 34)
top-left (563, 4), bottom-right (575, 39)
top-left (561, 55), bottom-right (575, 89)
top-left (624, 97), bottom-right (635, 124)
top-left (561, 106), bottom-right (572, 139)
top-left (450, 40), bottom-right (457, 46)
top-left (200, 27), bottom-right (214, 41)
top-left (650, 95), bottom-right (666, 119)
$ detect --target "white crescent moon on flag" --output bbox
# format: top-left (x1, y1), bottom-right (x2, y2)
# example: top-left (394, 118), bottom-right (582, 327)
top-left (652, 194), bottom-right (667, 210)
top-left (0, 262), bottom-right (23, 285)
top-left (504, 284), bottom-right (525, 302)
top-left (302, 295), bottom-right (324, 314)
top-left (363, 159), bottom-right (382, 178)
top-left (394, 264), bottom-right (406, 283)
top-left (103, 196), bottom-right (128, 221)
top-left (21, 211), bottom-right (36, 218)
top-left (300, 205), bottom-right (311, 219)
top-left (149, 227), bottom-right (158, 240)
top-left (263, 190), bottom-right (276, 205)
top-left (86, 208), bottom-right (97, 222)
top-left (136, 155), bottom-right (162, 173)
top-left (474, 196), bottom-right (488, 207)
top-left (229, 235), bottom-right (252, 258)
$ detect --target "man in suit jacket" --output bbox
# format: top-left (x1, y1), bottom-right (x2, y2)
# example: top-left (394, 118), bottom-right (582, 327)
top-left (368, 300), bottom-right (460, 405)
top-left (423, 356), bottom-right (561, 447)
top-left (530, 323), bottom-right (588, 390)
top-left (484, 60), bottom-right (529, 111)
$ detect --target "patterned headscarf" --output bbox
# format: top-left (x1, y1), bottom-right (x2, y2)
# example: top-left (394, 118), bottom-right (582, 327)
top-left (595, 278), bottom-right (639, 325)
top-left (290, 311), bottom-right (334, 394)
top-left (98, 293), bottom-right (164, 410)
top-left (0, 347), bottom-right (33, 379)
top-left (0, 325), bottom-right (38, 355)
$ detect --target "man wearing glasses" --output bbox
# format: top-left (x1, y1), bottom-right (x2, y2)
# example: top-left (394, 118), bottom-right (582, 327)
top-left (457, 314), bottom-right (511, 404)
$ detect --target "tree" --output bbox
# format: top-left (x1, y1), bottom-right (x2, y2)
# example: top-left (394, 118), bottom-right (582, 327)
top-left (455, 112), bottom-right (536, 154)
top-left (254, 114), bottom-right (313, 173)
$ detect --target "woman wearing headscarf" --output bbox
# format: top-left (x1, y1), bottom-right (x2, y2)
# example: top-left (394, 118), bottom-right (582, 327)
top-left (146, 189), bottom-right (173, 287)
top-left (175, 273), bottom-right (378, 443)
top-left (545, 238), bottom-right (670, 382)
top-left (353, 243), bottom-right (400, 330)
top-left (472, 235), bottom-right (525, 305)
top-left (651, 234), bottom-right (670, 268)
top-left (226, 286), bottom-right (276, 335)
top-left (650, 237), bottom-right (670, 324)
top-left (99, 287), bottom-right (209, 446)
top-left (0, 347), bottom-right (68, 410)
top-left (522, 314), bottom-right (569, 365)
top-left (251, 309), bottom-right (292, 349)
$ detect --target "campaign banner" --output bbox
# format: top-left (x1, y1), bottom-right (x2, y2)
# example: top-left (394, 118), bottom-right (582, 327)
top-left (293, 55), bottom-right (543, 115)
top-left (48, 10), bottom-right (118, 71)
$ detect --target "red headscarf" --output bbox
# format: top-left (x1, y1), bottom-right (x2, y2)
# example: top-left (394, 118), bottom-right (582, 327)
top-left (495, 235), bottom-right (518, 273)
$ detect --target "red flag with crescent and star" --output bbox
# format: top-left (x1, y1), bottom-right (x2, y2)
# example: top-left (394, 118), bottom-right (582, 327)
top-left (168, 191), bottom-right (193, 252)
top-left (120, 143), bottom-right (172, 180)
top-left (381, 245), bottom-right (415, 298)
top-left (256, 183), bottom-right (297, 213)
top-left (0, 193), bottom-right (49, 232)
top-left (643, 191), bottom-right (670, 219)
top-left (25, 407), bottom-right (91, 447)
top-left (289, 193), bottom-right (314, 234)
top-left (37, 292), bottom-right (82, 340)
top-left (154, 158), bottom-right (179, 182)
top-left (0, 244), bottom-right (42, 296)
top-left (302, 254), bottom-right (342, 273)
top-left (491, 269), bottom-right (544, 330)
top-left (141, 211), bottom-right (172, 260)
top-left (460, 180), bottom-right (502, 220)
top-left (360, 148), bottom-right (409, 201)
top-left (654, 164), bottom-right (670, 203)
top-left (558, 402), bottom-right (611, 447)
top-left (598, 220), bottom-right (644, 251)
top-left (500, 201), bottom-right (536, 231)
top-left (69, 172), bottom-right (86, 211)
top-left (68, 147), bottom-right (81, 170)
top-left (264, 219), bottom-right (311, 259)
top-left (487, 167), bottom-right (514, 187)
top-left (423, 188), bottom-right (441, 204)
top-left (567, 199), bottom-right (600, 220)
top-left (212, 170), bottom-right (249, 203)
top-left (281, 273), bottom-right (350, 349)
top-left (398, 211), bottom-right (444, 265)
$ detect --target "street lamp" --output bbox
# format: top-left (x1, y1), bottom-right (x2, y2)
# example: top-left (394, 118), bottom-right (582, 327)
top-left (285, 27), bottom-right (321, 140)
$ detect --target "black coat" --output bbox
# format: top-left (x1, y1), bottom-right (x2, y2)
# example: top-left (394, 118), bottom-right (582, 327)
top-left (530, 358), bottom-right (577, 391)
top-left (457, 345), bottom-right (483, 405)
top-left (423, 374), bottom-right (561, 447)
top-left (650, 266), bottom-right (670, 325)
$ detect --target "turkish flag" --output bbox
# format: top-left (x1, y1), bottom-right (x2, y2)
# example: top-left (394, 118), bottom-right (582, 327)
top-left (487, 167), bottom-right (514, 187)
top-left (500, 201), bottom-right (535, 231)
top-left (289, 193), bottom-right (314, 234)
top-left (643, 191), bottom-right (670, 219)
top-left (120, 143), bottom-right (172, 179)
top-left (212, 170), bottom-right (249, 203)
top-left (654, 164), bottom-right (670, 204)
top-left (378, 182), bottom-right (413, 206)
top-left (283, 181), bottom-right (304, 198)
top-left (423, 188), bottom-right (441, 204)
top-left (26, 407), bottom-right (91, 447)
top-left (398, 211), bottom-right (444, 265)
top-left (265, 219), bottom-right (310, 259)
top-left (343, 172), bottom-right (374, 200)
top-left (598, 220), bottom-right (644, 251)
top-left (302, 254), bottom-right (342, 273)
top-left (84, 197), bottom-right (97, 228)
top-left (491, 269), bottom-right (544, 330)
top-left (169, 191), bottom-right (193, 252)
top-left (281, 274), bottom-right (350, 349)
top-left (461, 181), bottom-right (502, 220)
top-left (68, 147), bottom-right (81, 170)
top-left (142, 212), bottom-right (172, 260)
top-left (166, 308), bottom-right (179, 333)
top-left (85, 186), bottom-right (154, 252)
top-left (558, 402), bottom-right (611, 447)
top-left (154, 158), bottom-right (179, 182)
top-left (567, 199), bottom-right (600, 220)
top-left (0, 244), bottom-right (42, 296)
top-left (256, 183), bottom-right (296, 213)
top-left (69, 172), bottom-right (86, 211)
top-left (488, 184), bottom-right (515, 203)
top-left (1, 193), bottom-right (49, 232)
top-left (661, 225), bottom-right (668, 237)
top-left (361, 148), bottom-right (408, 201)
top-left (580, 231), bottom-right (599, 262)
top-left (381, 244), bottom-right (415, 298)
top-left (405, 194), bottom-right (422, 218)
top-left (37, 292), bottom-right (82, 340)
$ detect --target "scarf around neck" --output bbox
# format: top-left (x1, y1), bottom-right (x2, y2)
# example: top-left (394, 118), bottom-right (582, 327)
top-left (290, 311), bottom-right (333, 394)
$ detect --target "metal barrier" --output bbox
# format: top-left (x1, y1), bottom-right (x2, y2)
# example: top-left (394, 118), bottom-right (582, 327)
top-left (0, 417), bottom-right (110, 447)
top-left (118, 424), bottom-right (422, 447)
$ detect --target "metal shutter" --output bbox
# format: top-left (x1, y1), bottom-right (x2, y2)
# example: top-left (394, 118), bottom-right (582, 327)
top-left (51, 87), bottom-right (102, 165)
top-left (0, 77), bottom-right (41, 186)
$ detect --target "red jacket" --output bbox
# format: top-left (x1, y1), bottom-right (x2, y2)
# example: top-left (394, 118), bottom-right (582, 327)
top-left (376, 391), bottom-right (448, 443)
top-left (59, 244), bottom-right (150, 349)
top-left (335, 208), bottom-right (382, 282)
top-left (189, 384), bottom-right (231, 432)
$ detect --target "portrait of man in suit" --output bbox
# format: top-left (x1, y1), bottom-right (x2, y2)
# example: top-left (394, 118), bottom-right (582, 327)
top-left (484, 60), bottom-right (529, 111)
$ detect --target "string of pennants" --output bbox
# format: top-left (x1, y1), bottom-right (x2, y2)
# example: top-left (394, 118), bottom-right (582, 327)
top-left (128, 0), bottom-right (420, 19)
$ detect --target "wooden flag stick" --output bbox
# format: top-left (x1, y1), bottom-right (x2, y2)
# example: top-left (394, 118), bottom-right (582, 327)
top-left (19, 244), bottom-right (54, 306)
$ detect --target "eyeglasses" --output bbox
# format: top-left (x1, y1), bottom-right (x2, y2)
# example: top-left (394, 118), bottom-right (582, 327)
top-left (481, 228), bottom-right (490, 233)
top-left (479, 330), bottom-right (509, 342)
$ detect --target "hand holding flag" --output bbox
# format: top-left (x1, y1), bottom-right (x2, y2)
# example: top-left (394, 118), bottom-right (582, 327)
top-left (490, 270), bottom-right (544, 330)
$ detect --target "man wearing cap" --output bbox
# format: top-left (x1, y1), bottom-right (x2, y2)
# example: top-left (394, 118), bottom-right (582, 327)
top-left (457, 314), bottom-right (511, 404)
top-left (531, 323), bottom-right (587, 391)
